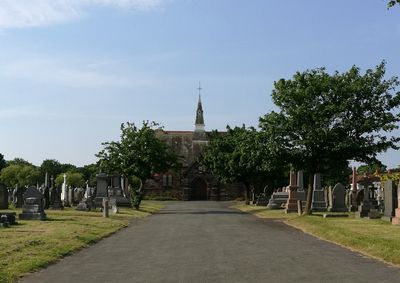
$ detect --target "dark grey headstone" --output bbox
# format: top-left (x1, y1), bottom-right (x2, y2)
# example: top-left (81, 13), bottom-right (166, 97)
top-left (14, 187), bottom-right (26, 208)
top-left (96, 173), bottom-right (109, 198)
top-left (383, 180), bottom-right (397, 221)
top-left (0, 183), bottom-right (8, 209)
top-left (312, 173), bottom-right (326, 211)
top-left (23, 186), bottom-right (44, 200)
top-left (19, 187), bottom-right (46, 220)
top-left (329, 183), bottom-right (348, 212)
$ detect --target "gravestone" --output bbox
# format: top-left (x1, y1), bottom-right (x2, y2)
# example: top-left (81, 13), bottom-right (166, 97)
top-left (0, 214), bottom-right (9, 227)
top-left (311, 173), bottom-right (327, 211)
top-left (297, 171), bottom-right (306, 202)
top-left (19, 186), bottom-right (46, 220)
top-left (382, 180), bottom-right (397, 222)
top-left (0, 183), bottom-right (8, 209)
top-left (13, 187), bottom-right (26, 208)
top-left (43, 186), bottom-right (50, 209)
top-left (328, 183), bottom-right (348, 212)
top-left (256, 186), bottom-right (269, 206)
top-left (95, 173), bottom-right (109, 207)
top-left (285, 171), bottom-right (298, 213)
top-left (0, 212), bottom-right (16, 225)
top-left (109, 197), bottom-right (118, 214)
top-left (392, 183), bottom-right (400, 225)
top-left (356, 182), bottom-right (380, 219)
top-left (266, 192), bottom-right (289, 209)
top-left (50, 187), bottom-right (63, 210)
top-left (68, 186), bottom-right (75, 206)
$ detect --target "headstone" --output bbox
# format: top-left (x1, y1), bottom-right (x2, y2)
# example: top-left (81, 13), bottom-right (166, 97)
top-left (0, 183), bottom-right (8, 209)
top-left (109, 197), bottom-right (118, 214)
top-left (356, 177), bottom-right (381, 219)
top-left (19, 186), bottom-right (46, 220)
top-left (382, 180), bottom-right (397, 221)
top-left (0, 212), bottom-right (16, 225)
top-left (311, 173), bottom-right (327, 211)
top-left (50, 187), bottom-right (64, 210)
top-left (43, 186), bottom-right (50, 209)
top-left (266, 192), bottom-right (289, 209)
top-left (297, 171), bottom-right (306, 202)
top-left (14, 187), bottom-right (26, 208)
top-left (285, 171), bottom-right (298, 213)
top-left (103, 198), bottom-right (109, 218)
top-left (328, 183), bottom-right (348, 212)
top-left (95, 173), bottom-right (109, 207)
top-left (391, 183), bottom-right (400, 225)
top-left (68, 186), bottom-right (74, 206)
top-left (0, 214), bottom-right (10, 228)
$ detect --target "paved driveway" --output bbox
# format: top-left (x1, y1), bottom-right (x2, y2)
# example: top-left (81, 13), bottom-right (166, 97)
top-left (20, 201), bottom-right (400, 283)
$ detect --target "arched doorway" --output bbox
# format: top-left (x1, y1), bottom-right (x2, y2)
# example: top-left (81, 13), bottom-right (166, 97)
top-left (190, 178), bottom-right (208, 200)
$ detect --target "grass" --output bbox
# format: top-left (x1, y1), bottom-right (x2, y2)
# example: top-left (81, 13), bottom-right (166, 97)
top-left (0, 201), bottom-right (164, 283)
top-left (233, 203), bottom-right (400, 267)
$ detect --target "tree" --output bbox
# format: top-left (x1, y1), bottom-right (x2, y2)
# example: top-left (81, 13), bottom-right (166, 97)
top-left (0, 153), bottom-right (6, 171)
top-left (388, 0), bottom-right (400, 8)
top-left (76, 163), bottom-right (99, 187)
top-left (259, 61), bottom-right (400, 214)
top-left (357, 163), bottom-right (387, 175)
top-left (0, 164), bottom-right (40, 187)
top-left (39, 159), bottom-right (63, 183)
top-left (96, 121), bottom-right (180, 209)
top-left (200, 126), bottom-right (287, 204)
top-left (7, 158), bottom-right (32, 167)
top-left (55, 172), bottom-right (85, 188)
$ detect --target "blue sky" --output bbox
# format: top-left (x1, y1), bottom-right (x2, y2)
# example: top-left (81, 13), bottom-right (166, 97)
top-left (0, 0), bottom-right (399, 168)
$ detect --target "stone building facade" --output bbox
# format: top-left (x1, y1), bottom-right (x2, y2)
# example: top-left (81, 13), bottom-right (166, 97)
top-left (143, 93), bottom-right (244, 201)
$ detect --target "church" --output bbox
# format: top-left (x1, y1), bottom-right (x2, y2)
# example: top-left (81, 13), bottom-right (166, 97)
top-left (143, 86), bottom-right (244, 201)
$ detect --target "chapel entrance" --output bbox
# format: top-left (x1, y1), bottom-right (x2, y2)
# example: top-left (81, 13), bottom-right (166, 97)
top-left (190, 178), bottom-right (208, 200)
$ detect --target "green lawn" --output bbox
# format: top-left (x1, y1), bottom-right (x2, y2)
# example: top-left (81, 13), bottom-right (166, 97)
top-left (234, 203), bottom-right (400, 266)
top-left (0, 201), bottom-right (164, 283)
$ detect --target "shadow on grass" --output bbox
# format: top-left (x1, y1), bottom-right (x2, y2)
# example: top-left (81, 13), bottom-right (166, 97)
top-left (46, 217), bottom-right (77, 222)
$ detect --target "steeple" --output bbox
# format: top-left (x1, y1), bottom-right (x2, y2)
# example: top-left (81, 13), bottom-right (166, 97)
top-left (195, 82), bottom-right (205, 130)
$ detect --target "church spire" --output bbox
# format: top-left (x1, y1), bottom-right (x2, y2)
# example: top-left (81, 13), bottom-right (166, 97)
top-left (195, 81), bottom-right (205, 126)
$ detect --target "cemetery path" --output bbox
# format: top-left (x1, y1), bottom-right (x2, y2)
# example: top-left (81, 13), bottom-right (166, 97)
top-left (20, 201), bottom-right (400, 283)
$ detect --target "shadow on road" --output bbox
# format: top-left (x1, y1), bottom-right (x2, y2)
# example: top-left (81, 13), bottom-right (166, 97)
top-left (155, 210), bottom-right (246, 215)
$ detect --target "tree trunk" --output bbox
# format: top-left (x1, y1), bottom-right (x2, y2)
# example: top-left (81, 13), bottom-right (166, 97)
top-left (304, 173), bottom-right (314, 215)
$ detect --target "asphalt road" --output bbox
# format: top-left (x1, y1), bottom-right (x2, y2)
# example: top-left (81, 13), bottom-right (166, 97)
top-left (20, 201), bottom-right (400, 283)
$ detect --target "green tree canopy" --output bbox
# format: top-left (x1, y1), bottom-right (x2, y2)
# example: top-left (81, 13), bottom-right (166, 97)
top-left (357, 163), bottom-right (387, 175)
top-left (0, 153), bottom-right (6, 171)
top-left (39, 159), bottom-right (63, 183)
top-left (55, 172), bottom-right (85, 188)
top-left (259, 61), bottom-right (400, 213)
top-left (388, 0), bottom-right (400, 8)
top-left (7, 158), bottom-right (32, 167)
top-left (0, 164), bottom-right (40, 187)
top-left (96, 121), bottom-right (180, 208)
top-left (200, 126), bottom-right (287, 204)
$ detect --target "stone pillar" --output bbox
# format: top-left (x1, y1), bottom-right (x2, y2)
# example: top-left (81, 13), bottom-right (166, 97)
top-left (61, 173), bottom-right (67, 205)
top-left (311, 173), bottom-right (327, 211)
top-left (349, 167), bottom-right (358, 212)
top-left (103, 198), bottom-right (109, 218)
top-left (391, 183), bottom-right (400, 225)
top-left (285, 171), bottom-right (298, 213)
top-left (383, 180), bottom-right (396, 222)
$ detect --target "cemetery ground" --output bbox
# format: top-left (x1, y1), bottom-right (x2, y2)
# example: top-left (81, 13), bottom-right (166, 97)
top-left (0, 201), bottom-right (164, 283)
top-left (235, 203), bottom-right (400, 266)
